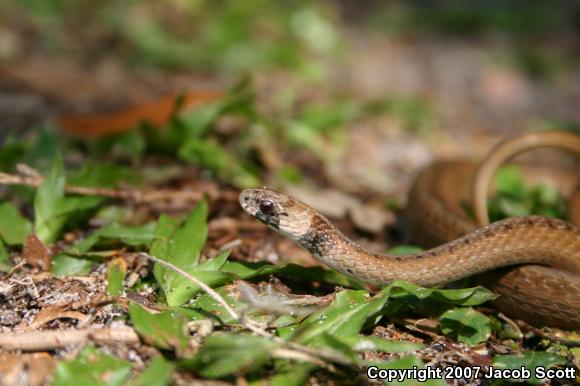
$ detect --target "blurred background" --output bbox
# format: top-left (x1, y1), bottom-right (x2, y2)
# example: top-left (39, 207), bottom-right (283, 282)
top-left (0, 0), bottom-right (579, 197)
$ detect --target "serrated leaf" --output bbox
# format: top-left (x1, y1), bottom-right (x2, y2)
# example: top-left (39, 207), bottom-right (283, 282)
top-left (0, 202), bottom-right (32, 245)
top-left (440, 307), bottom-right (492, 345)
top-left (492, 352), bottom-right (566, 384)
top-left (52, 345), bottom-right (131, 386)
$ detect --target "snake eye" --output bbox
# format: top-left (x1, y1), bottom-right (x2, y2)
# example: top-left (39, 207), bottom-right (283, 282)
top-left (259, 200), bottom-right (276, 216)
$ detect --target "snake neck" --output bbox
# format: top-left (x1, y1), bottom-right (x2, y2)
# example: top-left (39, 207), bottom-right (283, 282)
top-left (296, 213), bottom-right (580, 287)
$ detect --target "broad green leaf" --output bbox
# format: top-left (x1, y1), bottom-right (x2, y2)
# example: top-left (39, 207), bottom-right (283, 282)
top-left (51, 254), bottom-right (94, 276)
top-left (184, 333), bottom-right (275, 378)
top-left (440, 308), bottom-right (492, 345)
top-left (152, 214), bottom-right (179, 283)
top-left (34, 154), bottom-right (66, 244)
top-left (278, 289), bottom-right (384, 343)
top-left (127, 356), bottom-right (174, 386)
top-left (70, 222), bottom-right (158, 255)
top-left (52, 345), bottom-right (131, 386)
top-left (198, 250), bottom-right (230, 271)
top-left (164, 270), bottom-right (233, 306)
top-left (169, 199), bottom-right (208, 268)
top-left (385, 280), bottom-right (496, 306)
top-left (186, 290), bottom-right (241, 324)
top-left (0, 202), bottom-right (32, 245)
top-left (129, 303), bottom-right (191, 356)
top-left (492, 352), bottom-right (566, 384)
top-left (152, 202), bottom-right (225, 306)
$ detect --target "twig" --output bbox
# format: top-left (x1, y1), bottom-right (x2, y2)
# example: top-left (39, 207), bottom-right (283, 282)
top-left (0, 170), bottom-right (236, 204)
top-left (0, 327), bottom-right (140, 351)
top-left (516, 320), bottom-right (580, 348)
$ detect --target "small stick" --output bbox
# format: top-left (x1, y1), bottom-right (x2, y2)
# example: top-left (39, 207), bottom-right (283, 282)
top-left (0, 327), bottom-right (140, 351)
top-left (0, 170), bottom-right (237, 204)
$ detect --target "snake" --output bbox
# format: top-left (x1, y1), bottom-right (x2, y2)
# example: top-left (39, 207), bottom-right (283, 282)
top-left (239, 131), bottom-right (580, 328)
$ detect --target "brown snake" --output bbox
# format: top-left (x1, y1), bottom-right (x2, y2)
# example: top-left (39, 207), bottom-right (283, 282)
top-left (240, 131), bottom-right (580, 328)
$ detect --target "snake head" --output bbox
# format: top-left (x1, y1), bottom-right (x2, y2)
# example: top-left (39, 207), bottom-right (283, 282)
top-left (239, 188), bottom-right (313, 239)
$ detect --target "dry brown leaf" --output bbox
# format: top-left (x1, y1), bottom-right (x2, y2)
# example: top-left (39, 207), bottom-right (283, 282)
top-left (22, 234), bottom-right (51, 271)
top-left (24, 305), bottom-right (88, 331)
top-left (57, 91), bottom-right (223, 138)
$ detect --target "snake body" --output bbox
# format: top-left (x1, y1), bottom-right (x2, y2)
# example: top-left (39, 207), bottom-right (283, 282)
top-left (240, 132), bottom-right (580, 328)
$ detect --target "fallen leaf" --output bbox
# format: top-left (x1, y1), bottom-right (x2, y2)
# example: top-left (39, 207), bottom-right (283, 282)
top-left (22, 234), bottom-right (51, 271)
top-left (57, 91), bottom-right (223, 138)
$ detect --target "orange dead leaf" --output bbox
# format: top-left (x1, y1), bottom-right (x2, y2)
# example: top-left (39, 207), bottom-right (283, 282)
top-left (57, 90), bottom-right (223, 138)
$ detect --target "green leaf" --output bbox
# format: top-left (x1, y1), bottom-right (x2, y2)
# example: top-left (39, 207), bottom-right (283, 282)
top-left (492, 352), bottom-right (566, 384)
top-left (0, 239), bottom-right (10, 272)
top-left (279, 289), bottom-right (385, 343)
top-left (70, 222), bottom-right (158, 255)
top-left (185, 289), bottom-right (240, 324)
top-left (440, 308), bottom-right (492, 345)
top-left (152, 202), bottom-right (219, 306)
top-left (279, 281), bottom-right (495, 344)
top-left (129, 303), bottom-right (191, 356)
top-left (127, 356), bottom-right (174, 386)
top-left (386, 245), bottom-right (424, 255)
top-left (34, 154), bottom-right (66, 244)
top-left (335, 335), bottom-right (424, 353)
top-left (52, 345), bottom-right (131, 386)
top-left (384, 280), bottom-right (496, 306)
top-left (164, 270), bottom-right (234, 306)
top-left (107, 260), bottom-right (126, 296)
top-left (495, 165), bottom-right (525, 196)
top-left (270, 363), bottom-right (315, 386)
top-left (0, 202), bottom-right (32, 245)
top-left (184, 333), bottom-right (275, 378)
top-left (170, 199), bottom-right (208, 268)
top-left (51, 254), bottom-right (94, 276)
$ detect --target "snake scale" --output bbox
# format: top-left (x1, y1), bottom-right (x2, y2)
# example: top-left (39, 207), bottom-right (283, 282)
top-left (240, 131), bottom-right (580, 328)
